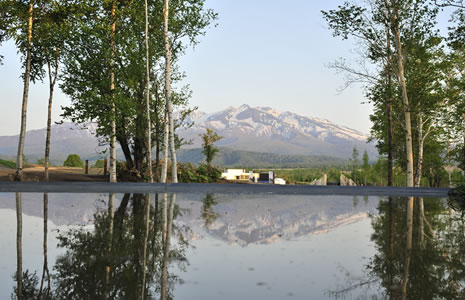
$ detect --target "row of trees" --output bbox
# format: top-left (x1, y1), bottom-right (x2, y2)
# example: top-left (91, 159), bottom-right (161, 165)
top-left (0, 0), bottom-right (217, 183)
top-left (323, 0), bottom-right (465, 187)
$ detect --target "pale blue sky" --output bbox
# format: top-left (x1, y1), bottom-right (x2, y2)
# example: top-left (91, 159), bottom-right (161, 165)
top-left (0, 0), bottom-right (454, 136)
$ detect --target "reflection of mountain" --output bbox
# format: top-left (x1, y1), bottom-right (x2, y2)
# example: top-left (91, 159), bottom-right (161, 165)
top-left (177, 194), bottom-right (379, 246)
top-left (0, 193), bottom-right (378, 245)
top-left (0, 193), bottom-right (120, 226)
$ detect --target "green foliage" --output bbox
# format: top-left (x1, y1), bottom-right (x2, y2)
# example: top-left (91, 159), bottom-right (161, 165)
top-left (177, 162), bottom-right (221, 183)
top-left (0, 159), bottom-right (16, 169)
top-left (63, 154), bottom-right (84, 168)
top-left (201, 194), bottom-right (218, 228)
top-left (271, 169), bottom-right (322, 184)
top-left (93, 159), bottom-right (104, 168)
top-left (200, 128), bottom-right (222, 165)
top-left (60, 0), bottom-right (217, 174)
top-left (11, 270), bottom-right (40, 300)
top-left (349, 147), bottom-right (359, 170)
top-left (177, 148), bottom-right (350, 169)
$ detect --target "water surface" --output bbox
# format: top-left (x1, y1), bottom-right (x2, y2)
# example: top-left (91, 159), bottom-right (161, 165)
top-left (1, 193), bottom-right (463, 299)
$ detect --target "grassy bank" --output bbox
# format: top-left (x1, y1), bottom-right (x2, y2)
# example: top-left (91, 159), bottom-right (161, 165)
top-left (0, 159), bottom-right (16, 169)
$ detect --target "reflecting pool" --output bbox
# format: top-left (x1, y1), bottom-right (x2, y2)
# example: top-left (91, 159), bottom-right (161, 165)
top-left (1, 193), bottom-right (464, 299)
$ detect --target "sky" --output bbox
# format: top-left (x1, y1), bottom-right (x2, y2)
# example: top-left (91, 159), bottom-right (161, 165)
top-left (0, 0), bottom-right (455, 136)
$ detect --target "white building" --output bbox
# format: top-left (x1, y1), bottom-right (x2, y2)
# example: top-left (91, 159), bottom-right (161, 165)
top-left (221, 169), bottom-right (259, 181)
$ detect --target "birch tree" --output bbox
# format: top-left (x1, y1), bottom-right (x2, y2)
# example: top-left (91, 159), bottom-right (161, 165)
top-left (144, 0), bottom-right (153, 183)
top-left (161, 0), bottom-right (178, 183)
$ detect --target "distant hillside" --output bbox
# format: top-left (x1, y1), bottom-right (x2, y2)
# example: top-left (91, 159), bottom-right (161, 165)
top-left (0, 104), bottom-right (376, 166)
top-left (177, 148), bottom-right (349, 168)
top-left (178, 104), bottom-right (377, 158)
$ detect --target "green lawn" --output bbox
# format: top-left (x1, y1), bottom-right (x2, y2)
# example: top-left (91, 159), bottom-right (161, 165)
top-left (0, 159), bottom-right (16, 169)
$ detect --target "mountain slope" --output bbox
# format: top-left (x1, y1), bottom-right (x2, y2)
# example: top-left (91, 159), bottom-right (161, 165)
top-left (177, 148), bottom-right (349, 168)
top-left (0, 105), bottom-right (376, 164)
top-left (0, 122), bottom-right (106, 163)
top-left (179, 104), bottom-right (376, 158)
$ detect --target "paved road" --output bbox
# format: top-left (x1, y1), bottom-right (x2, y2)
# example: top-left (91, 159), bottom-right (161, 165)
top-left (0, 182), bottom-right (451, 197)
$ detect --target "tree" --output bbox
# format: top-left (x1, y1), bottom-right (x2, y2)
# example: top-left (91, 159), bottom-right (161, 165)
top-left (350, 147), bottom-right (360, 170)
top-left (201, 128), bottom-right (222, 166)
top-left (2, 1), bottom-right (44, 181)
top-left (323, 0), bottom-right (442, 187)
top-left (38, 0), bottom-right (69, 181)
top-left (63, 154), bottom-right (84, 168)
top-left (60, 0), bottom-right (217, 181)
top-left (161, 0), bottom-right (178, 183)
top-left (144, 0), bottom-right (153, 183)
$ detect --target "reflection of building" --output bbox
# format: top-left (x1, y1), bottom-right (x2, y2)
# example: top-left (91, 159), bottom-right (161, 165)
top-left (221, 169), bottom-right (259, 182)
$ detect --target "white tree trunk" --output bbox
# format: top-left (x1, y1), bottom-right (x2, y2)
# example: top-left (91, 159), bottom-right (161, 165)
top-left (163, 0), bottom-right (178, 183)
top-left (415, 113), bottom-right (424, 187)
top-left (44, 48), bottom-right (58, 182)
top-left (109, 0), bottom-right (117, 183)
top-left (392, 2), bottom-right (414, 187)
top-left (144, 0), bottom-right (153, 183)
top-left (16, 1), bottom-right (34, 181)
top-left (160, 111), bottom-right (169, 183)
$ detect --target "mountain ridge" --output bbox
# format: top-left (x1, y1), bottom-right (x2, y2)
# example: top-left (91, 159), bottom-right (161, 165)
top-left (0, 104), bottom-right (377, 164)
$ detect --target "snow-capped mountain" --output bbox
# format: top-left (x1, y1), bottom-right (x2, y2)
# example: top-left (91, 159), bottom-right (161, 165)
top-left (179, 104), bottom-right (375, 158)
top-left (0, 122), bottom-right (106, 162)
top-left (0, 104), bottom-right (376, 161)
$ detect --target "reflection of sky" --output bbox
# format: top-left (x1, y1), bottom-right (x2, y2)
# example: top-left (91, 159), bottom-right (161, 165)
top-left (0, 192), bottom-right (384, 299)
top-left (0, 207), bottom-right (67, 297)
top-left (175, 218), bottom-right (377, 299)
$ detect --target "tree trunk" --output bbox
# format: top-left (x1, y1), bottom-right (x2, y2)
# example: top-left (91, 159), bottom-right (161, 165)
top-left (419, 197), bottom-right (424, 248)
top-left (385, 21), bottom-right (394, 187)
top-left (163, 0), bottom-right (178, 183)
top-left (39, 193), bottom-right (51, 298)
top-left (161, 193), bottom-right (175, 300)
top-left (109, 0), bottom-right (117, 183)
top-left (16, 192), bottom-right (23, 300)
top-left (104, 193), bottom-right (115, 300)
top-left (463, 114), bottom-right (465, 170)
top-left (118, 137), bottom-right (134, 170)
top-left (401, 197), bottom-right (414, 300)
top-left (391, 2), bottom-right (414, 187)
top-left (15, 1), bottom-right (34, 181)
top-left (141, 194), bottom-right (151, 300)
top-left (387, 103), bottom-right (393, 186)
top-left (160, 111), bottom-right (169, 183)
top-left (44, 48), bottom-right (59, 181)
top-left (415, 113), bottom-right (424, 187)
top-left (144, 0), bottom-right (153, 183)
top-left (155, 121), bottom-right (160, 182)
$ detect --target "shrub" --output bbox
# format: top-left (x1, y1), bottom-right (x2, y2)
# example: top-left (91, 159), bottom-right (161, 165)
top-left (94, 159), bottom-right (105, 168)
top-left (64, 154), bottom-right (84, 168)
top-left (177, 162), bottom-right (222, 183)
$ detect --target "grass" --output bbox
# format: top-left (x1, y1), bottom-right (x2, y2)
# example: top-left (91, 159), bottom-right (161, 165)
top-left (0, 159), bottom-right (16, 169)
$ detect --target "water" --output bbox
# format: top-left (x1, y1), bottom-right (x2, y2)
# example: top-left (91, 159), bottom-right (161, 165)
top-left (1, 193), bottom-right (464, 299)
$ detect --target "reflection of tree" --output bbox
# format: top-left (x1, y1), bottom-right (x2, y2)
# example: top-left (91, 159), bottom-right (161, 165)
top-left (51, 193), bottom-right (188, 299)
top-left (330, 196), bottom-right (465, 299)
top-left (15, 192), bottom-right (23, 300)
top-left (201, 193), bottom-right (218, 228)
top-left (39, 192), bottom-right (51, 298)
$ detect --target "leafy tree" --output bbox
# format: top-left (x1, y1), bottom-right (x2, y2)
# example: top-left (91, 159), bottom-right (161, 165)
top-left (2, 0), bottom-right (46, 180)
top-left (60, 0), bottom-right (217, 182)
top-left (63, 154), bottom-right (84, 168)
top-left (201, 128), bottom-right (222, 166)
top-left (350, 147), bottom-right (360, 171)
